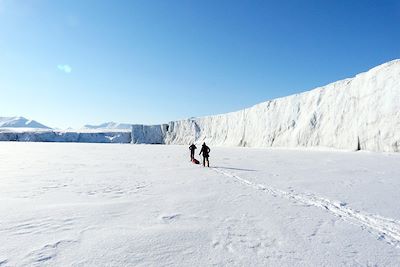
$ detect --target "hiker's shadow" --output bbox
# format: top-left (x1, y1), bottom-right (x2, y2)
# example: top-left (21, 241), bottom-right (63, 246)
top-left (213, 166), bottom-right (258, 172)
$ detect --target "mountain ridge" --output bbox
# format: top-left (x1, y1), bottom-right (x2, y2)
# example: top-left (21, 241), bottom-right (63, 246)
top-left (0, 116), bottom-right (51, 129)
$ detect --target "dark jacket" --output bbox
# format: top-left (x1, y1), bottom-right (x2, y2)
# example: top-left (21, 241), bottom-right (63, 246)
top-left (199, 145), bottom-right (210, 157)
top-left (189, 144), bottom-right (197, 151)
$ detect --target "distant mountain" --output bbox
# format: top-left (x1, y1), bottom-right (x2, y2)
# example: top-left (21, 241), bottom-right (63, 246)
top-left (0, 116), bottom-right (51, 129)
top-left (83, 122), bottom-right (132, 130)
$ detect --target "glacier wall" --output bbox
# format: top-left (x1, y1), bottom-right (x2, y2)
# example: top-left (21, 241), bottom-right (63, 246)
top-left (131, 124), bottom-right (167, 144)
top-left (145, 60), bottom-right (399, 152)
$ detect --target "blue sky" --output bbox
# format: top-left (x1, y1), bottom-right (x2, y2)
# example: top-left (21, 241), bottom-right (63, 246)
top-left (0, 0), bottom-right (399, 129)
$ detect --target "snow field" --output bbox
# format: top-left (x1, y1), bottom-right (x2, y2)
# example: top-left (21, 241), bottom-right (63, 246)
top-left (213, 168), bottom-right (400, 247)
top-left (0, 142), bottom-right (400, 266)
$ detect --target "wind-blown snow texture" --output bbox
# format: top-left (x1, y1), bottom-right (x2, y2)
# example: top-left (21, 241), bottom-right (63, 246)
top-left (136, 60), bottom-right (400, 152)
top-left (1, 143), bottom-right (400, 266)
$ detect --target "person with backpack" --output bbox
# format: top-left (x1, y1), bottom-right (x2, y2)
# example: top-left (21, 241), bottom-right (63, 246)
top-left (189, 143), bottom-right (197, 161)
top-left (199, 142), bottom-right (210, 167)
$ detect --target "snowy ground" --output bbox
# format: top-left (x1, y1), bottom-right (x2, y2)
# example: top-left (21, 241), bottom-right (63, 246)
top-left (0, 142), bottom-right (400, 266)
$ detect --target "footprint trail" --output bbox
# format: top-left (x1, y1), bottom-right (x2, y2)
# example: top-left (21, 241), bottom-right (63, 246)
top-left (212, 167), bottom-right (400, 248)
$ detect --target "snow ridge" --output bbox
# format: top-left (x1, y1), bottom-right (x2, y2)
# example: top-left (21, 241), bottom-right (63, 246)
top-left (213, 167), bottom-right (400, 247)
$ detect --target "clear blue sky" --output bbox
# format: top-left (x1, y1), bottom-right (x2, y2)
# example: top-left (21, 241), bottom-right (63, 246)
top-left (1, 0), bottom-right (399, 129)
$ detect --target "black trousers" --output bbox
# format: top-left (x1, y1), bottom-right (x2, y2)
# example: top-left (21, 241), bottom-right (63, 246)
top-left (203, 156), bottom-right (209, 167)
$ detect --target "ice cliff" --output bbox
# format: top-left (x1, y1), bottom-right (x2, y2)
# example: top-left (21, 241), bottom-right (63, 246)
top-left (134, 60), bottom-right (400, 152)
top-left (0, 129), bottom-right (131, 143)
top-left (131, 125), bottom-right (166, 144)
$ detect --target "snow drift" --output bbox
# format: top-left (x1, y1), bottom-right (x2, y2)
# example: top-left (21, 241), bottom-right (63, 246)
top-left (135, 60), bottom-right (400, 152)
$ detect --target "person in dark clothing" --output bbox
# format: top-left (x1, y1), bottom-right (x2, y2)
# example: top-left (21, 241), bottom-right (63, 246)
top-left (189, 144), bottom-right (197, 161)
top-left (199, 142), bottom-right (210, 167)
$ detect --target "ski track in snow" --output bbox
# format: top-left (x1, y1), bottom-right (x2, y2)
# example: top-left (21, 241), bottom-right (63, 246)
top-left (212, 167), bottom-right (400, 248)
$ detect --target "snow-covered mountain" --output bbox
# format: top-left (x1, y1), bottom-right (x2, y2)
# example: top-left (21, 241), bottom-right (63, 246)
top-left (83, 122), bottom-right (132, 130)
top-left (0, 116), bottom-right (51, 129)
top-left (132, 59), bottom-right (400, 152)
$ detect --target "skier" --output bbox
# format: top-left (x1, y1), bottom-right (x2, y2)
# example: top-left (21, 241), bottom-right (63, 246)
top-left (199, 142), bottom-right (211, 167)
top-left (189, 143), bottom-right (197, 161)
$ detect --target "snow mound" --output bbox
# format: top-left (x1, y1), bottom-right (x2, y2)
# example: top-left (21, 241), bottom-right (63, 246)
top-left (0, 116), bottom-right (50, 129)
top-left (134, 59), bottom-right (400, 152)
top-left (84, 122), bottom-right (132, 130)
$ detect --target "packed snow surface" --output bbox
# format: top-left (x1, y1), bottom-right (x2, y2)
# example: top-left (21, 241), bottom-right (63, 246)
top-left (1, 142), bottom-right (399, 266)
top-left (135, 59), bottom-right (400, 152)
top-left (0, 117), bottom-right (50, 129)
